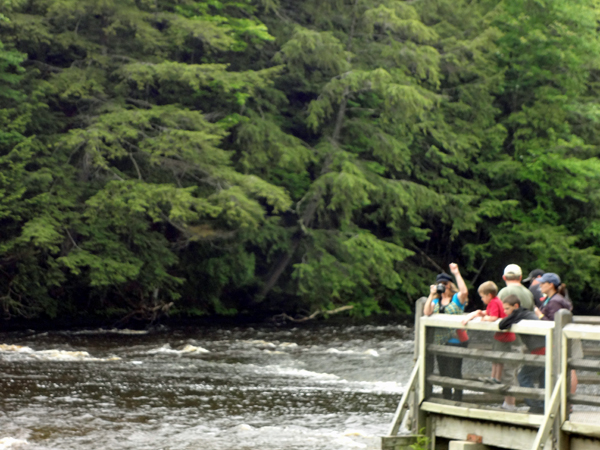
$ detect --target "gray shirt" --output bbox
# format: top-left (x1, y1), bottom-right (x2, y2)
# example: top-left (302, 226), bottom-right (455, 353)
top-left (498, 284), bottom-right (535, 311)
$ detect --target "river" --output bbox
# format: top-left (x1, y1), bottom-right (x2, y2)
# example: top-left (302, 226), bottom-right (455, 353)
top-left (0, 323), bottom-right (414, 449)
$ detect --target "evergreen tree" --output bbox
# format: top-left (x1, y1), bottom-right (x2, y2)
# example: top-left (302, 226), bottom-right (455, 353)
top-left (2, 0), bottom-right (600, 321)
top-left (0, 0), bottom-right (291, 318)
top-left (486, 0), bottom-right (600, 300)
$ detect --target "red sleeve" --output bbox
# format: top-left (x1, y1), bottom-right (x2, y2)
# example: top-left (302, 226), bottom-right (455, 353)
top-left (486, 299), bottom-right (504, 318)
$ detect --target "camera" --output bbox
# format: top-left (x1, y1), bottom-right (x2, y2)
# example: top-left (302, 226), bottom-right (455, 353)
top-left (436, 283), bottom-right (446, 295)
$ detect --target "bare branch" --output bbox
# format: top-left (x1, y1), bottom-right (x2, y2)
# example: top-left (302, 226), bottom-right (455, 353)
top-left (271, 305), bottom-right (354, 323)
top-left (129, 153), bottom-right (143, 180)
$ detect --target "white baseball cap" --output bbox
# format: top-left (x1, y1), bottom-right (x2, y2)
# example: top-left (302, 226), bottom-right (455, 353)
top-left (503, 264), bottom-right (522, 277)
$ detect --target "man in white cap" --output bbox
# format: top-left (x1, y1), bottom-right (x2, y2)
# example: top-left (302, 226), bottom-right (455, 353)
top-left (498, 264), bottom-right (534, 311)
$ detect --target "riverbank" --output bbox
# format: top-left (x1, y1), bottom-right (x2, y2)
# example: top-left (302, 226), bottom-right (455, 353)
top-left (0, 310), bottom-right (415, 333)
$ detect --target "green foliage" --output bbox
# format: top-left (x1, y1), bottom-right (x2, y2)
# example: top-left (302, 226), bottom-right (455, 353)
top-left (410, 429), bottom-right (430, 450)
top-left (3, 0), bottom-right (600, 322)
top-left (0, 0), bottom-right (290, 319)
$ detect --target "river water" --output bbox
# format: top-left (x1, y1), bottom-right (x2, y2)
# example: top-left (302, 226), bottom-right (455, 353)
top-left (0, 323), bottom-right (414, 450)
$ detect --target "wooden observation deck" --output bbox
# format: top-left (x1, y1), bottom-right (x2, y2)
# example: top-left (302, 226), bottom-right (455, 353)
top-left (382, 299), bottom-right (600, 450)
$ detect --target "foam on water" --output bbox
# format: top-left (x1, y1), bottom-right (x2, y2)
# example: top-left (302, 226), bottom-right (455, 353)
top-left (345, 380), bottom-right (404, 394)
top-left (0, 344), bottom-right (120, 361)
top-left (146, 343), bottom-right (210, 355)
top-left (325, 348), bottom-right (379, 357)
top-left (224, 422), bottom-right (379, 450)
top-left (278, 342), bottom-right (298, 348)
top-left (181, 344), bottom-right (210, 353)
top-left (0, 345), bottom-right (33, 354)
top-left (262, 365), bottom-right (340, 380)
top-left (0, 438), bottom-right (27, 449)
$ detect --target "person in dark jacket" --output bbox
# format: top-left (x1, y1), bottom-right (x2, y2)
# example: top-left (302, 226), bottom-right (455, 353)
top-left (534, 272), bottom-right (579, 394)
top-left (499, 295), bottom-right (546, 414)
top-left (534, 272), bottom-right (571, 321)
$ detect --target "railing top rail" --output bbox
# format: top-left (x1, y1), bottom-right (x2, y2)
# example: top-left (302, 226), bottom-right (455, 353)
top-left (573, 315), bottom-right (600, 325)
top-left (563, 323), bottom-right (600, 340)
top-left (421, 314), bottom-right (554, 336)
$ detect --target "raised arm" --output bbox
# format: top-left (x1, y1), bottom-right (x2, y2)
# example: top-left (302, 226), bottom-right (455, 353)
top-left (449, 263), bottom-right (468, 304)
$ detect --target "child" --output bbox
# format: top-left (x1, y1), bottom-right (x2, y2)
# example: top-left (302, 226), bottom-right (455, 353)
top-left (499, 294), bottom-right (546, 414)
top-left (463, 281), bottom-right (516, 383)
top-left (463, 281), bottom-right (517, 409)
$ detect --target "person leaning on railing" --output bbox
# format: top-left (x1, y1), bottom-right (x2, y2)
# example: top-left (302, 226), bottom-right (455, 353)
top-left (499, 294), bottom-right (546, 415)
top-left (423, 263), bottom-right (469, 401)
top-left (534, 272), bottom-right (581, 395)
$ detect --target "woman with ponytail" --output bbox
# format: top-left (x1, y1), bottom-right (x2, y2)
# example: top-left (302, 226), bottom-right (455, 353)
top-left (535, 273), bottom-right (571, 321)
top-left (535, 272), bottom-right (580, 395)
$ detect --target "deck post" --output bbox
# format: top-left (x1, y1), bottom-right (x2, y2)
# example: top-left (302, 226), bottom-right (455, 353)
top-left (554, 309), bottom-right (572, 450)
top-left (545, 322), bottom-right (554, 414)
top-left (414, 297), bottom-right (427, 434)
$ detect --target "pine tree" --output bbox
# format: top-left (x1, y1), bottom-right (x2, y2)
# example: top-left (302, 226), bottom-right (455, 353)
top-left (251, 0), bottom-right (451, 314)
top-left (484, 0), bottom-right (600, 300)
top-left (0, 0), bottom-right (291, 318)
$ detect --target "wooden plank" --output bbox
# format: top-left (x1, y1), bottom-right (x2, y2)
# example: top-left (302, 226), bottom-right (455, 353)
top-left (421, 400), bottom-right (544, 427)
top-left (583, 347), bottom-right (600, 357)
top-left (571, 436), bottom-right (600, 450)
top-left (427, 344), bottom-right (546, 366)
top-left (422, 315), bottom-right (553, 335)
top-left (427, 397), bottom-right (507, 412)
top-left (568, 412), bottom-right (600, 426)
top-left (568, 393), bottom-right (600, 407)
top-left (554, 309), bottom-right (571, 450)
top-left (561, 323), bottom-right (569, 435)
top-left (531, 376), bottom-right (562, 450)
top-left (573, 316), bottom-right (600, 325)
top-left (427, 415), bottom-right (435, 450)
top-left (433, 415), bottom-right (551, 450)
top-left (576, 374), bottom-right (600, 384)
top-left (562, 421), bottom-right (600, 438)
top-left (429, 393), bottom-right (511, 405)
top-left (545, 327), bottom-right (554, 409)
top-left (413, 297), bottom-right (426, 435)
top-left (427, 375), bottom-right (545, 400)
top-left (569, 358), bottom-right (600, 371)
top-left (388, 357), bottom-right (420, 436)
top-left (563, 324), bottom-right (600, 340)
top-left (417, 310), bottom-right (428, 434)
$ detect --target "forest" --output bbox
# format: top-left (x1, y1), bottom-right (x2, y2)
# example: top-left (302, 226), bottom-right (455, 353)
top-left (1, 0), bottom-right (600, 324)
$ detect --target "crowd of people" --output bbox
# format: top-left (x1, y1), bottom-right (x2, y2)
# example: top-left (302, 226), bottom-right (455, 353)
top-left (423, 263), bottom-right (576, 414)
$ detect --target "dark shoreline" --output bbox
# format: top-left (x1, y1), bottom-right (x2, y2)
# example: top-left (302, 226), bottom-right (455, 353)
top-left (2, 302), bottom-right (596, 333)
top-left (0, 311), bottom-right (415, 333)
